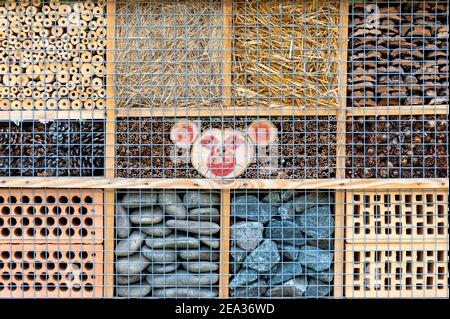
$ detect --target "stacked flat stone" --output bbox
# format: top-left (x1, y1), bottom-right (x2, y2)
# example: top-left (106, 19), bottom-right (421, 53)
top-left (115, 190), bottom-right (221, 298)
top-left (230, 191), bottom-right (335, 298)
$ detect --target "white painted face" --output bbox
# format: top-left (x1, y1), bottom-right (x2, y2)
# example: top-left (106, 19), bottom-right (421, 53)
top-left (170, 120), bottom-right (277, 179)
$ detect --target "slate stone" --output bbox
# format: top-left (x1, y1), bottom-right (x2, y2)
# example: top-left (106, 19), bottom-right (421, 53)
top-left (116, 205), bottom-right (131, 239)
top-left (229, 268), bottom-right (259, 288)
top-left (116, 284), bottom-right (151, 297)
top-left (141, 222), bottom-right (173, 237)
top-left (198, 236), bottom-right (220, 249)
top-left (145, 235), bottom-right (200, 249)
top-left (115, 231), bottom-right (146, 257)
top-left (264, 220), bottom-right (305, 246)
top-left (152, 288), bottom-right (218, 298)
top-left (261, 192), bottom-right (281, 204)
top-left (297, 206), bottom-right (335, 239)
top-left (146, 271), bottom-right (219, 287)
top-left (305, 278), bottom-right (332, 298)
top-left (281, 190), bottom-right (295, 202)
top-left (231, 246), bottom-right (247, 263)
top-left (130, 207), bottom-right (164, 225)
top-left (178, 249), bottom-right (220, 261)
top-left (307, 268), bottom-right (334, 283)
top-left (267, 262), bottom-right (303, 285)
top-left (183, 192), bottom-right (220, 208)
top-left (245, 240), bottom-right (281, 272)
top-left (231, 280), bottom-right (267, 298)
top-left (297, 245), bottom-right (333, 272)
top-left (281, 192), bottom-right (332, 218)
top-left (147, 263), bottom-right (178, 274)
top-left (159, 190), bottom-right (187, 219)
top-left (181, 262), bottom-right (219, 273)
top-left (116, 274), bottom-right (143, 285)
top-left (265, 277), bottom-right (308, 297)
top-left (307, 239), bottom-right (333, 250)
top-left (188, 207), bottom-right (220, 222)
top-left (276, 242), bottom-right (301, 261)
top-left (142, 246), bottom-right (177, 263)
top-left (121, 192), bottom-right (158, 208)
top-left (231, 195), bottom-right (276, 224)
top-left (116, 254), bottom-right (150, 275)
top-left (166, 219), bottom-right (220, 235)
top-left (231, 221), bottom-right (264, 251)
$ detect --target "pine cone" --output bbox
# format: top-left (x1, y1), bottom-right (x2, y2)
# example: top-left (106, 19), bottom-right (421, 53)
top-left (45, 152), bottom-right (70, 176)
top-left (0, 157), bottom-right (11, 176)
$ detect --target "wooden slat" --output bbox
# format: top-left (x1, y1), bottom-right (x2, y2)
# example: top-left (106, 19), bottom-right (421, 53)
top-left (333, 191), bottom-right (345, 298)
top-left (218, 189), bottom-right (231, 298)
top-left (104, 190), bottom-right (115, 298)
top-left (348, 105), bottom-right (449, 116)
top-left (222, 0), bottom-right (232, 109)
top-left (0, 177), bottom-right (447, 189)
top-left (0, 110), bottom-right (105, 121)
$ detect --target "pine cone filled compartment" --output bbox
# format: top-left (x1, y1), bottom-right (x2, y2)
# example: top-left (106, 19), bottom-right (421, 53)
top-left (348, 1), bottom-right (449, 107)
top-left (0, 120), bottom-right (104, 177)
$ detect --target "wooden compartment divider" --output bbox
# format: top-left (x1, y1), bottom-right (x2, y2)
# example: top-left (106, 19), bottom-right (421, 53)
top-left (218, 189), bottom-right (231, 298)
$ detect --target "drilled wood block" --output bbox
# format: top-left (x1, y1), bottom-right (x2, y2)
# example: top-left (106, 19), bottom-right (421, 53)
top-left (0, 189), bottom-right (103, 244)
top-left (345, 243), bottom-right (448, 298)
top-left (0, 243), bottom-right (103, 298)
top-left (346, 191), bottom-right (448, 243)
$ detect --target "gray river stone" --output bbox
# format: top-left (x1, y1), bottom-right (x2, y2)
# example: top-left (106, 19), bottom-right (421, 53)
top-left (307, 268), bottom-right (334, 283)
top-left (261, 192), bottom-right (281, 205)
top-left (198, 236), bottom-right (220, 249)
top-left (116, 274), bottom-right (143, 285)
top-left (166, 219), bottom-right (220, 235)
top-left (267, 262), bottom-right (303, 285)
top-left (231, 221), bottom-right (264, 251)
top-left (297, 206), bottom-right (334, 239)
top-left (231, 195), bottom-right (276, 224)
top-left (130, 207), bottom-right (164, 225)
top-left (297, 245), bottom-right (333, 272)
top-left (159, 190), bottom-right (187, 219)
top-left (178, 249), bottom-right (220, 261)
top-left (183, 192), bottom-right (220, 208)
top-left (121, 192), bottom-right (158, 208)
top-left (116, 284), bottom-right (152, 298)
top-left (231, 246), bottom-right (247, 263)
top-left (231, 280), bottom-right (267, 298)
top-left (116, 205), bottom-right (131, 239)
top-left (264, 220), bottom-right (305, 246)
top-left (229, 268), bottom-right (259, 288)
top-left (141, 222), bottom-right (173, 237)
top-left (147, 263), bottom-right (178, 274)
top-left (152, 288), bottom-right (218, 298)
top-left (266, 277), bottom-right (308, 297)
top-left (188, 207), bottom-right (220, 222)
top-left (245, 240), bottom-right (280, 272)
top-left (115, 231), bottom-right (146, 257)
top-left (116, 254), bottom-right (150, 275)
top-left (146, 271), bottom-right (219, 287)
top-left (305, 278), bottom-right (332, 298)
top-left (277, 242), bottom-right (301, 261)
top-left (145, 235), bottom-right (200, 249)
top-left (142, 246), bottom-right (177, 263)
top-left (181, 262), bottom-right (219, 273)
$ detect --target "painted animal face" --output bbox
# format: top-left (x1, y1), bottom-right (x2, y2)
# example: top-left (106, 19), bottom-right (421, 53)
top-left (170, 120), bottom-right (277, 179)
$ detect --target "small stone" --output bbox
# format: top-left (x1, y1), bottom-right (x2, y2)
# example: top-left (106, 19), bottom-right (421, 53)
top-left (307, 268), bottom-right (334, 283)
top-left (116, 284), bottom-right (151, 297)
top-left (141, 222), bottom-right (173, 237)
top-left (130, 207), bottom-right (164, 225)
top-left (159, 190), bottom-right (187, 219)
top-left (231, 280), bottom-right (267, 298)
top-left (152, 288), bottom-right (218, 298)
top-left (147, 263), bottom-right (178, 274)
top-left (166, 219), bottom-right (220, 235)
top-left (183, 192), bottom-right (220, 208)
top-left (265, 277), bottom-right (308, 297)
top-left (116, 254), bottom-right (150, 275)
top-left (115, 231), bottom-right (146, 257)
top-left (116, 205), bottom-right (131, 239)
top-left (145, 235), bottom-right (200, 249)
top-left (245, 240), bottom-right (280, 272)
top-left (297, 245), bottom-right (333, 272)
top-left (261, 192), bottom-right (281, 204)
top-left (276, 242), bottom-right (300, 261)
top-left (116, 274), bottom-right (143, 285)
top-left (188, 207), bottom-right (220, 222)
top-left (297, 206), bottom-right (335, 239)
top-left (307, 239), bottom-right (333, 250)
top-left (146, 271), bottom-right (219, 287)
top-left (231, 195), bottom-right (276, 224)
top-left (281, 190), bottom-right (295, 202)
top-left (231, 246), bottom-right (247, 263)
top-left (179, 249), bottom-right (220, 261)
top-left (264, 220), bottom-right (305, 246)
top-left (198, 236), bottom-right (220, 249)
top-left (305, 278), bottom-right (332, 298)
top-left (282, 192), bottom-right (332, 218)
top-left (142, 246), bottom-right (177, 263)
top-left (267, 262), bottom-right (303, 285)
top-left (277, 206), bottom-right (293, 220)
top-left (230, 262), bottom-right (242, 274)
top-left (181, 262), bottom-right (219, 273)
top-left (229, 268), bottom-right (259, 288)
top-left (231, 221), bottom-right (264, 251)
top-left (121, 191), bottom-right (158, 208)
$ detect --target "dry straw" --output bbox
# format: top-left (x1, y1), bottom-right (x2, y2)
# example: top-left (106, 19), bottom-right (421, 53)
top-left (115, 0), bottom-right (223, 109)
top-left (233, 0), bottom-right (341, 108)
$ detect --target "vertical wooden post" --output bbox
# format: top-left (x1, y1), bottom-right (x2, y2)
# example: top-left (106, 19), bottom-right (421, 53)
top-left (219, 189), bottom-right (231, 298)
top-left (104, 0), bottom-right (116, 298)
top-left (222, 0), bottom-right (233, 108)
top-left (333, 0), bottom-right (349, 299)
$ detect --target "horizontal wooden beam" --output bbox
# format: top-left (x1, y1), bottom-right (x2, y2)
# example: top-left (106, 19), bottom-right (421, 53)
top-left (0, 110), bottom-right (106, 121)
top-left (0, 177), bottom-right (447, 190)
top-left (348, 105), bottom-right (448, 116)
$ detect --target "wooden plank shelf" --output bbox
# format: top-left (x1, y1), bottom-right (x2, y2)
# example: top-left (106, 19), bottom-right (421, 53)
top-left (0, 110), bottom-right (106, 121)
top-left (347, 105), bottom-right (449, 116)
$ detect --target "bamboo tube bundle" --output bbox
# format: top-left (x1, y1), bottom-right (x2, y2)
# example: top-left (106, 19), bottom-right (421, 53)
top-left (232, 0), bottom-right (341, 109)
top-left (115, 0), bottom-right (223, 109)
top-left (0, 0), bottom-right (106, 111)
